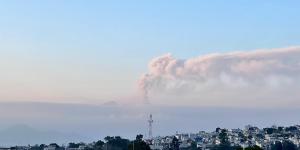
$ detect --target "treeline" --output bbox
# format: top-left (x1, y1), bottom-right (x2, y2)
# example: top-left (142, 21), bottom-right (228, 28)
top-left (8, 131), bottom-right (299, 150)
top-left (28, 134), bottom-right (150, 150)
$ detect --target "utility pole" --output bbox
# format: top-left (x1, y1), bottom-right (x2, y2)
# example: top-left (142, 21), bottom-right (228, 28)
top-left (148, 114), bottom-right (154, 139)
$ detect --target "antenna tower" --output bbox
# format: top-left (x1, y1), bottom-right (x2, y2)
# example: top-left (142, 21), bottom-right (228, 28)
top-left (148, 114), bottom-right (154, 139)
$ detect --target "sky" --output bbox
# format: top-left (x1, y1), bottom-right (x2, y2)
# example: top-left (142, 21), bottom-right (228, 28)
top-left (2, 102), bottom-right (300, 145)
top-left (1, 0), bottom-right (300, 145)
top-left (1, 1), bottom-right (300, 104)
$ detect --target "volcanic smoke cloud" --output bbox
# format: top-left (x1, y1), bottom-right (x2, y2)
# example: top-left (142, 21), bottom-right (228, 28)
top-left (138, 47), bottom-right (300, 106)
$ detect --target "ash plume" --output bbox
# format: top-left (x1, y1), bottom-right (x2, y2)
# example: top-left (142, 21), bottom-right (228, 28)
top-left (138, 47), bottom-right (300, 106)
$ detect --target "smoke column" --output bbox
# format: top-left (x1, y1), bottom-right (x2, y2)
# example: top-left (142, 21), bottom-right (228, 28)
top-left (138, 47), bottom-right (300, 106)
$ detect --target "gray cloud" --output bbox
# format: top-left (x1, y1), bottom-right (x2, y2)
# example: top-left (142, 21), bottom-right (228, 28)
top-left (138, 47), bottom-right (300, 106)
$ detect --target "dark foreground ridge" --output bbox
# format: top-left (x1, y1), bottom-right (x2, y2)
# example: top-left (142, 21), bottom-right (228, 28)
top-left (1, 125), bottom-right (300, 150)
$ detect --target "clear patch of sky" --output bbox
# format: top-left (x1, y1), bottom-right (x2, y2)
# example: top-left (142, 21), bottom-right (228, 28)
top-left (0, 0), bottom-right (300, 101)
top-left (1, 1), bottom-right (300, 54)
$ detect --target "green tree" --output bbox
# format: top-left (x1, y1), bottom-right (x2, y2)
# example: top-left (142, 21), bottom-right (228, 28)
top-left (189, 141), bottom-right (197, 150)
top-left (128, 134), bottom-right (150, 150)
top-left (39, 144), bottom-right (46, 150)
top-left (282, 140), bottom-right (297, 150)
top-left (245, 145), bottom-right (263, 150)
top-left (264, 128), bottom-right (275, 134)
top-left (68, 143), bottom-right (80, 148)
top-left (49, 143), bottom-right (60, 148)
top-left (213, 129), bottom-right (233, 150)
top-left (216, 127), bottom-right (221, 133)
top-left (29, 144), bottom-right (42, 150)
top-left (94, 140), bottom-right (105, 150)
top-left (104, 136), bottom-right (130, 150)
top-left (271, 141), bottom-right (283, 150)
top-left (170, 136), bottom-right (179, 150)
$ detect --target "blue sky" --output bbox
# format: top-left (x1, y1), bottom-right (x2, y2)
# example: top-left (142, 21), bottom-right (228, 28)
top-left (0, 0), bottom-right (300, 103)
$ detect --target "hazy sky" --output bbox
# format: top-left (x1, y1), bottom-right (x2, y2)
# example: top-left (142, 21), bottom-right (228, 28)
top-left (1, 1), bottom-right (300, 105)
top-left (2, 1), bottom-right (300, 145)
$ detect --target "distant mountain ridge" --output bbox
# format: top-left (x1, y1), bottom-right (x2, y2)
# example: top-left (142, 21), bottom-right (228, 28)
top-left (0, 124), bottom-right (83, 146)
top-left (0, 101), bottom-right (300, 146)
